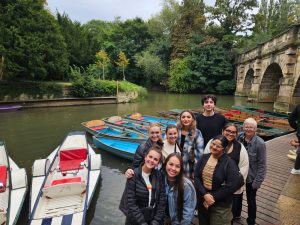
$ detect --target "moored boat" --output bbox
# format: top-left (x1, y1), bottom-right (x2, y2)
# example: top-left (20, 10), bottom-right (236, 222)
top-left (125, 113), bottom-right (176, 125)
top-left (0, 106), bottom-right (22, 112)
top-left (93, 136), bottom-right (139, 160)
top-left (103, 116), bottom-right (149, 135)
top-left (231, 105), bottom-right (289, 119)
top-left (0, 141), bottom-right (27, 225)
top-left (29, 131), bottom-right (102, 225)
top-left (81, 120), bottom-right (147, 143)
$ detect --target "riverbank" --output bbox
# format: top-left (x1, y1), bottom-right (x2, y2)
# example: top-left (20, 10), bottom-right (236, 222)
top-left (0, 91), bottom-right (140, 108)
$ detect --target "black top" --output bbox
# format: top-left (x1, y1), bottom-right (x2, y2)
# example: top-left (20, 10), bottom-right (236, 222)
top-left (195, 113), bottom-right (228, 147)
top-left (227, 140), bottom-right (242, 165)
top-left (125, 166), bottom-right (166, 225)
top-left (288, 104), bottom-right (300, 142)
top-left (194, 153), bottom-right (241, 206)
top-left (131, 138), bottom-right (164, 169)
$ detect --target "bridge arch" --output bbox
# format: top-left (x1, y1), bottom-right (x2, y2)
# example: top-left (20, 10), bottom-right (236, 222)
top-left (242, 68), bottom-right (254, 96)
top-left (259, 63), bottom-right (283, 102)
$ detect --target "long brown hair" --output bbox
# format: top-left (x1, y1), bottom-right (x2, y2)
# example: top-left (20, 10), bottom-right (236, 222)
top-left (163, 153), bottom-right (184, 222)
top-left (177, 110), bottom-right (197, 140)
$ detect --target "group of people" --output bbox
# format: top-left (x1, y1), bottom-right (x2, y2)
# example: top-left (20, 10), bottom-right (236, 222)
top-left (120, 95), bottom-right (267, 225)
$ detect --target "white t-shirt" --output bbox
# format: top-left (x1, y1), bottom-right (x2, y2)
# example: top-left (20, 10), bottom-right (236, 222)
top-left (142, 171), bottom-right (152, 207)
top-left (162, 140), bottom-right (180, 160)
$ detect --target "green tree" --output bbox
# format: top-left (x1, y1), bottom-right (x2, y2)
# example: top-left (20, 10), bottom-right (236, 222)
top-left (135, 51), bottom-right (166, 86)
top-left (187, 37), bottom-right (234, 93)
top-left (168, 57), bottom-right (191, 93)
top-left (0, 0), bottom-right (69, 80)
top-left (207, 0), bottom-right (257, 36)
top-left (56, 13), bottom-right (98, 68)
top-left (95, 50), bottom-right (110, 80)
top-left (115, 51), bottom-right (129, 80)
top-left (170, 0), bottom-right (206, 59)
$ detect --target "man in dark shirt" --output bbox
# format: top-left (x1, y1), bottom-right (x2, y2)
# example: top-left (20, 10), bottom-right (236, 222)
top-left (288, 104), bottom-right (300, 174)
top-left (195, 95), bottom-right (227, 148)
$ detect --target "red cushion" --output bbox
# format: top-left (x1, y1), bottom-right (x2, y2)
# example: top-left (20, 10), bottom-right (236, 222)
top-left (51, 177), bottom-right (81, 186)
top-left (92, 125), bottom-right (107, 131)
top-left (59, 149), bottom-right (87, 171)
top-left (0, 165), bottom-right (7, 192)
top-left (116, 121), bottom-right (125, 125)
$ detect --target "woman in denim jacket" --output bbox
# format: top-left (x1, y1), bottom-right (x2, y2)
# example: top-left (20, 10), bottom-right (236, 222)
top-left (177, 110), bottom-right (204, 179)
top-left (163, 153), bottom-right (196, 225)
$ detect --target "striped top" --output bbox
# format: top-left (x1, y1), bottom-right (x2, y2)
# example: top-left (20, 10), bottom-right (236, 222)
top-left (202, 163), bottom-right (216, 190)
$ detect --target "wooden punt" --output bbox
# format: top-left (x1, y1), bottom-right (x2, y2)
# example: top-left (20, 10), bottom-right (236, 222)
top-left (29, 131), bottom-right (101, 225)
top-left (125, 113), bottom-right (176, 126)
top-left (0, 141), bottom-right (27, 225)
top-left (93, 136), bottom-right (139, 160)
top-left (81, 120), bottom-right (147, 143)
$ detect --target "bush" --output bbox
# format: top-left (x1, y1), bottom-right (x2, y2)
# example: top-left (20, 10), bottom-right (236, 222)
top-left (70, 78), bottom-right (147, 98)
top-left (216, 79), bottom-right (236, 94)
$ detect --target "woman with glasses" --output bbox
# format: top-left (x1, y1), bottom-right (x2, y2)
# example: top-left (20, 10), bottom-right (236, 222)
top-left (204, 124), bottom-right (249, 222)
top-left (195, 135), bottom-right (244, 225)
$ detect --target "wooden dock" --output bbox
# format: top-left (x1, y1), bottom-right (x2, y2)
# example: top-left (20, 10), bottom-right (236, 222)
top-left (192, 133), bottom-right (296, 225)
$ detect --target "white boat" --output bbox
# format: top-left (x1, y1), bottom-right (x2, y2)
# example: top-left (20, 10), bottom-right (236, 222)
top-left (29, 131), bottom-right (102, 225)
top-left (0, 141), bottom-right (28, 225)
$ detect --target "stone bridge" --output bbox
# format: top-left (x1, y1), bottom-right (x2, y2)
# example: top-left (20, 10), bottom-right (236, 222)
top-left (235, 23), bottom-right (300, 112)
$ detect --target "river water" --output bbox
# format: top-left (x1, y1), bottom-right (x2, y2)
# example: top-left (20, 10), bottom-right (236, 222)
top-left (0, 92), bottom-right (275, 225)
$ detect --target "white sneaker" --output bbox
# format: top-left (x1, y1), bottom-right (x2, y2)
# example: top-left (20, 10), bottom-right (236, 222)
top-left (289, 149), bottom-right (297, 155)
top-left (291, 168), bottom-right (300, 174)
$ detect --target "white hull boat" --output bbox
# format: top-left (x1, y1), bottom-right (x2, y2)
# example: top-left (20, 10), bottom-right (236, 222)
top-left (0, 141), bottom-right (28, 225)
top-left (29, 131), bottom-right (102, 225)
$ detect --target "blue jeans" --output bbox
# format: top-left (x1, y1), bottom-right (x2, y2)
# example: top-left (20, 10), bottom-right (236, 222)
top-left (246, 182), bottom-right (257, 225)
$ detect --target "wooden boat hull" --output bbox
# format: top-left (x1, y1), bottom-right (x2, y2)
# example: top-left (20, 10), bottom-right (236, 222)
top-left (0, 141), bottom-right (27, 225)
top-left (29, 131), bottom-right (102, 225)
top-left (93, 136), bottom-right (139, 160)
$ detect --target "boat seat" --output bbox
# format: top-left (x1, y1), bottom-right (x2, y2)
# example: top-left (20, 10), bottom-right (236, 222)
top-left (43, 177), bottom-right (85, 198)
top-left (0, 165), bottom-right (7, 193)
top-left (92, 125), bottom-right (107, 131)
top-left (59, 149), bottom-right (87, 172)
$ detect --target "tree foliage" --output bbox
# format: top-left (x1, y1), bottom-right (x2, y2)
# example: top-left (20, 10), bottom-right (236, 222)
top-left (170, 0), bottom-right (206, 59)
top-left (135, 51), bottom-right (166, 86)
top-left (95, 50), bottom-right (110, 80)
top-left (0, 0), bottom-right (68, 80)
top-left (115, 51), bottom-right (130, 80)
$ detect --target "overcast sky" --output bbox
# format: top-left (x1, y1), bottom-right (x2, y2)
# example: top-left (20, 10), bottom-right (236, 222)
top-left (46, 0), bottom-right (215, 24)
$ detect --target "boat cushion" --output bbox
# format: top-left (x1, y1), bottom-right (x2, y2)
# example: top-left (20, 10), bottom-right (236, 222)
top-left (0, 165), bottom-right (7, 192)
top-left (92, 125), bottom-right (107, 131)
top-left (59, 149), bottom-right (87, 171)
top-left (51, 177), bottom-right (82, 186)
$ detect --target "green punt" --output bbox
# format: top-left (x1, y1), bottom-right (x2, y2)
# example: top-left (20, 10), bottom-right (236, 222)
top-left (232, 105), bottom-right (289, 119)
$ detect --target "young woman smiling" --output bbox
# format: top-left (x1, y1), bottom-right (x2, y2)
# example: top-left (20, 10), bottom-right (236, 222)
top-left (204, 124), bottom-right (249, 221)
top-left (163, 153), bottom-right (196, 225)
top-left (195, 135), bottom-right (243, 225)
top-left (123, 146), bottom-right (166, 225)
top-left (162, 124), bottom-right (180, 160)
top-left (125, 122), bottom-right (164, 178)
top-left (177, 110), bottom-right (204, 179)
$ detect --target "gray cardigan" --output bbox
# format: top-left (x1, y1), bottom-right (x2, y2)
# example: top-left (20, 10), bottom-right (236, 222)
top-left (237, 132), bottom-right (267, 189)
